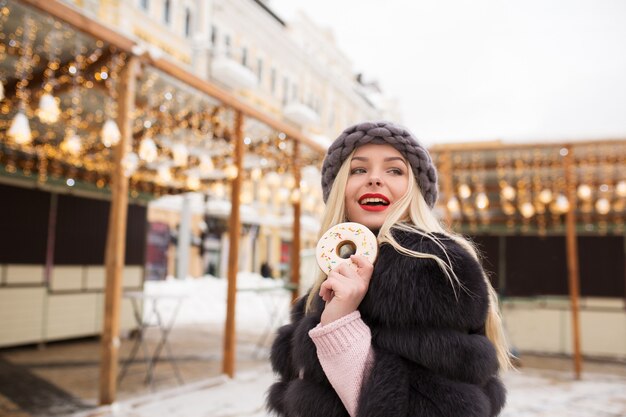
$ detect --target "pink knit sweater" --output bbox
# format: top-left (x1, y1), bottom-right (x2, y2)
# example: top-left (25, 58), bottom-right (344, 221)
top-left (308, 311), bottom-right (374, 417)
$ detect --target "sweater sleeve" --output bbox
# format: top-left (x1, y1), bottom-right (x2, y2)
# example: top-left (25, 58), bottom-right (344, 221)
top-left (308, 311), bottom-right (374, 417)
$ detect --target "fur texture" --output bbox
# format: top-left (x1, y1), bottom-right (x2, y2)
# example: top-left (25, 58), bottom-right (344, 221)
top-left (267, 229), bottom-right (506, 417)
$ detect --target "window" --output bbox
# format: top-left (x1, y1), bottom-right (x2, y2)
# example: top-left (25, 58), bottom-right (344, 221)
top-left (292, 84), bottom-right (298, 102)
top-left (163, 0), bottom-right (171, 24)
top-left (282, 77), bottom-right (289, 105)
top-left (270, 67), bottom-right (276, 95)
top-left (241, 47), bottom-right (248, 67)
top-left (184, 8), bottom-right (192, 38)
top-left (257, 58), bottom-right (263, 82)
top-left (140, 0), bottom-right (149, 10)
top-left (211, 25), bottom-right (217, 46)
top-left (224, 35), bottom-right (231, 57)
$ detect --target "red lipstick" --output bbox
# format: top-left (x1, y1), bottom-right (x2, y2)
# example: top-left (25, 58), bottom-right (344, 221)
top-left (358, 193), bottom-right (390, 212)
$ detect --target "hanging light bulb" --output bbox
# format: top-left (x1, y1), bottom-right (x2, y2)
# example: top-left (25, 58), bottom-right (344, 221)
top-left (121, 152), bottom-right (139, 177)
top-left (258, 185), bottom-right (271, 203)
top-left (458, 184), bottom-right (472, 199)
top-left (616, 180), bottom-right (626, 198)
top-left (37, 93), bottom-right (61, 124)
top-left (500, 183), bottom-right (516, 201)
top-left (157, 164), bottom-right (172, 184)
top-left (577, 184), bottom-right (592, 201)
top-left (139, 137), bottom-right (158, 163)
top-left (224, 164), bottom-right (238, 180)
top-left (199, 155), bottom-right (214, 176)
top-left (265, 171), bottom-right (281, 187)
top-left (303, 195), bottom-right (316, 212)
top-left (186, 172), bottom-right (200, 190)
top-left (251, 167), bottom-right (262, 181)
top-left (446, 196), bottom-right (460, 213)
top-left (555, 194), bottom-right (570, 213)
top-left (475, 192), bottom-right (489, 210)
top-left (502, 201), bottom-right (516, 216)
top-left (283, 174), bottom-right (296, 189)
top-left (538, 189), bottom-right (553, 205)
top-left (290, 188), bottom-right (302, 204)
top-left (8, 112), bottom-right (32, 145)
top-left (241, 189), bottom-right (254, 205)
top-left (595, 198), bottom-right (611, 215)
top-left (520, 202), bottom-right (535, 218)
top-left (277, 187), bottom-right (290, 203)
top-left (61, 133), bottom-right (82, 156)
top-left (211, 182), bottom-right (226, 199)
top-left (101, 119), bottom-right (121, 148)
top-left (172, 143), bottom-right (189, 167)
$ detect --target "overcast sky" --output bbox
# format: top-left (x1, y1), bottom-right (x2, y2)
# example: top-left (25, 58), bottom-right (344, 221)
top-left (268, 0), bottom-right (626, 146)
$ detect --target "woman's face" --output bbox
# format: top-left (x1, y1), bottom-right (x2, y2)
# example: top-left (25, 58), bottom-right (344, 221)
top-left (344, 144), bottom-right (410, 230)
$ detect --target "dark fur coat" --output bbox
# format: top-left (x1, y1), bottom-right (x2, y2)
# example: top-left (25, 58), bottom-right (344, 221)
top-left (267, 229), bottom-right (506, 417)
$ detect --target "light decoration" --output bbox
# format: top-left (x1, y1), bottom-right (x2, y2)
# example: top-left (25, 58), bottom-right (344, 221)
top-left (37, 93), bottom-right (60, 124)
top-left (211, 182), bottom-right (226, 199)
top-left (283, 174), bottom-right (296, 189)
top-left (186, 172), bottom-right (200, 190)
top-left (290, 188), bottom-right (301, 204)
top-left (520, 201), bottom-right (536, 219)
top-left (224, 164), bottom-right (238, 180)
top-left (258, 184), bottom-right (271, 203)
top-left (500, 183), bottom-right (516, 200)
top-left (251, 167), bottom-right (262, 181)
top-left (139, 137), bottom-right (158, 163)
top-left (172, 142), bottom-right (189, 166)
top-left (458, 184), bottom-right (471, 199)
top-left (199, 154), bottom-right (214, 175)
top-left (101, 119), bottom-right (121, 147)
top-left (8, 112), bottom-right (32, 144)
top-left (616, 180), bottom-right (626, 198)
top-left (447, 196), bottom-right (460, 214)
top-left (577, 184), bottom-right (592, 201)
top-left (554, 194), bottom-right (570, 214)
top-left (475, 192), bottom-right (489, 210)
top-left (121, 152), bottom-right (139, 177)
top-left (157, 164), bottom-right (172, 184)
top-left (538, 188), bottom-right (553, 204)
top-left (265, 171), bottom-right (281, 187)
top-left (595, 198), bottom-right (611, 215)
top-left (61, 132), bottom-right (82, 156)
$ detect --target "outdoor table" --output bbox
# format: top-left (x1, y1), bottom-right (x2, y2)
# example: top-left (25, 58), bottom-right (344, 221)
top-left (118, 291), bottom-right (188, 389)
top-left (237, 282), bottom-right (297, 357)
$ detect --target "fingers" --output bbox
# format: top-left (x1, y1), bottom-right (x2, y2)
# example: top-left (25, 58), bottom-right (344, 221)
top-left (349, 255), bottom-right (374, 282)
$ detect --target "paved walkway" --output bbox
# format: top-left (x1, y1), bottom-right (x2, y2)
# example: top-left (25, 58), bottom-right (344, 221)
top-left (60, 364), bottom-right (626, 417)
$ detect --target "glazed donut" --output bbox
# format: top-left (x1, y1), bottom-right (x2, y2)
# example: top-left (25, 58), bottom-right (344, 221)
top-left (315, 222), bottom-right (378, 274)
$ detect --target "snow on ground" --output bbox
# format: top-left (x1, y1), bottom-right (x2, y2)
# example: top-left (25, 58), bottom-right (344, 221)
top-left (143, 274), bottom-right (293, 332)
top-left (67, 276), bottom-right (626, 417)
top-left (69, 366), bottom-right (626, 417)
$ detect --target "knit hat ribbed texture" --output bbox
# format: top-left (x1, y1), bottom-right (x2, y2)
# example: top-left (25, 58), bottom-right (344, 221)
top-left (321, 121), bottom-right (438, 208)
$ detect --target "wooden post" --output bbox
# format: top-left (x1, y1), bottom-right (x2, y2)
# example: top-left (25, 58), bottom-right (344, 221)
top-left (99, 55), bottom-right (139, 404)
top-left (563, 145), bottom-right (583, 380)
top-left (222, 111), bottom-right (244, 378)
top-left (439, 151), bottom-right (454, 228)
top-left (291, 140), bottom-right (301, 303)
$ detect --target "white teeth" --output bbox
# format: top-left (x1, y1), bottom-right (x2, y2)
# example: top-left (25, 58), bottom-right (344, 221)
top-left (359, 197), bottom-right (389, 205)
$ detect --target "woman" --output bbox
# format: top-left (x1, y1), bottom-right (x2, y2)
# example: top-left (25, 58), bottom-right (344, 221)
top-left (267, 121), bottom-right (510, 417)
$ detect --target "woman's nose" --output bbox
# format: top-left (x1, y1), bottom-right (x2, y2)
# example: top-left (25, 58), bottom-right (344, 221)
top-left (368, 176), bottom-right (382, 186)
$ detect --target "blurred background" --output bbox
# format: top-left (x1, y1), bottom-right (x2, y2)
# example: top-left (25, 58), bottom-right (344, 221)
top-left (0, 1), bottom-right (624, 416)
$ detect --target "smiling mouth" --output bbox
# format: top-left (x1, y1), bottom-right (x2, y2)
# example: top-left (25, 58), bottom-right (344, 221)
top-left (358, 194), bottom-right (390, 212)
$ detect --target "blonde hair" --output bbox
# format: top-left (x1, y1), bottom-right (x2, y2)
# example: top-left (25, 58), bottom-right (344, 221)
top-left (306, 150), bottom-right (513, 371)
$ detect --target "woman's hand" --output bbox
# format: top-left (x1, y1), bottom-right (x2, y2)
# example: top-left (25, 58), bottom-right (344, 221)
top-left (319, 254), bottom-right (374, 325)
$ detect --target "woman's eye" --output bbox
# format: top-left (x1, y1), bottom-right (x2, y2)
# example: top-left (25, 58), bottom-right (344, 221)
top-left (350, 168), bottom-right (366, 175)
top-left (388, 168), bottom-right (403, 175)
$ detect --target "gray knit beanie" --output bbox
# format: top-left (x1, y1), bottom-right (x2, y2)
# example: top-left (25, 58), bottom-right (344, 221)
top-left (321, 121), bottom-right (438, 208)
